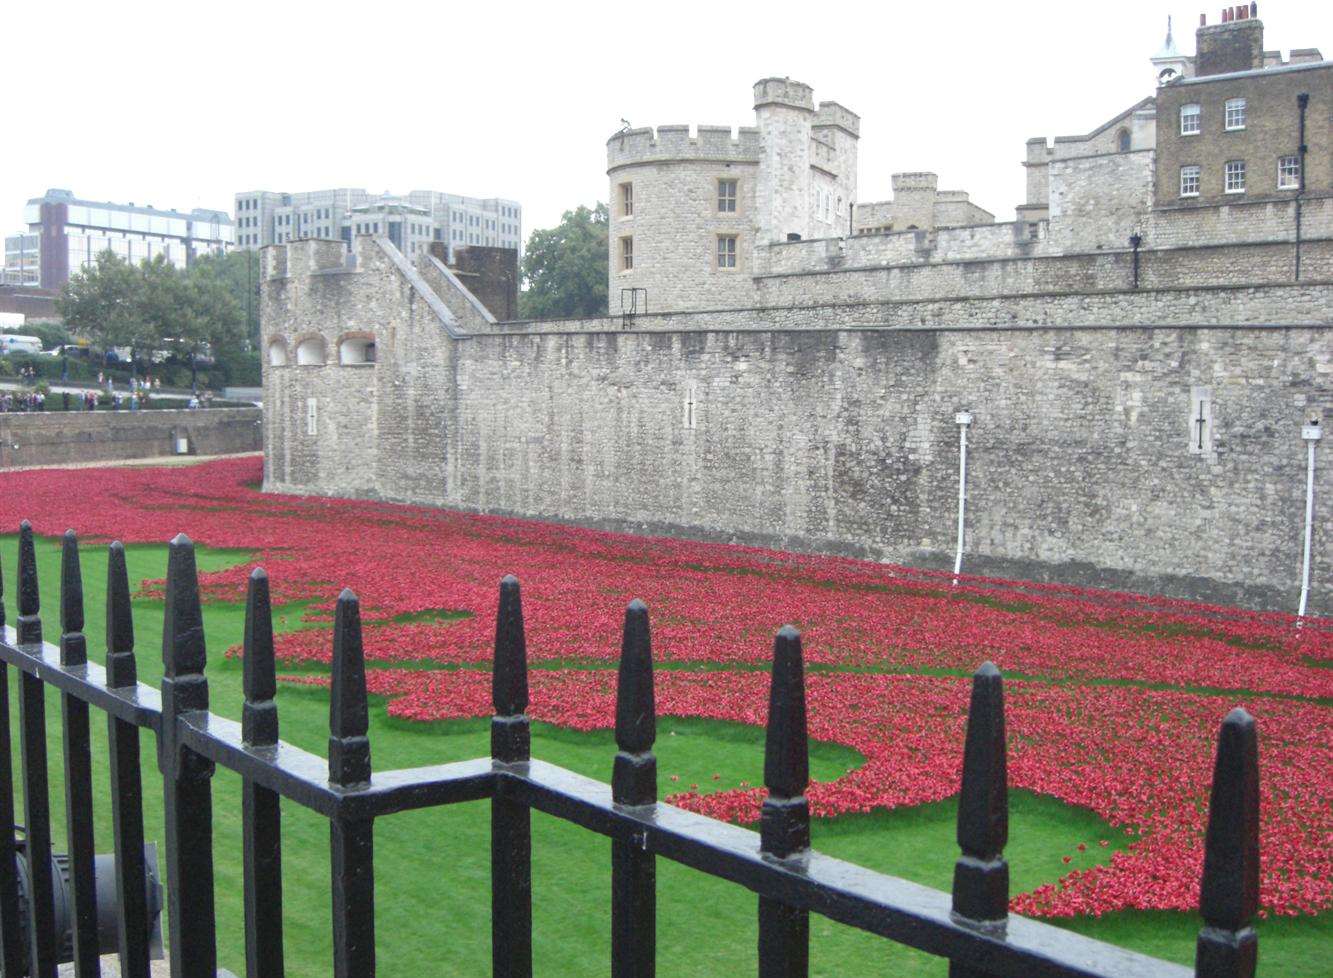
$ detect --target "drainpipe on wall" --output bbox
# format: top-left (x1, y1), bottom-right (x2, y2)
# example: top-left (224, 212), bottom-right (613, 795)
top-left (1294, 92), bottom-right (1309, 281)
top-left (1129, 233), bottom-right (1143, 289)
top-left (953, 411), bottom-right (973, 584)
top-left (1298, 418), bottom-right (1321, 618)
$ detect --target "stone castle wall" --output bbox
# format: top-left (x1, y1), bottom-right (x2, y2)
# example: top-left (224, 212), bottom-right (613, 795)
top-left (0, 408), bottom-right (261, 469)
top-left (262, 238), bottom-right (1333, 614)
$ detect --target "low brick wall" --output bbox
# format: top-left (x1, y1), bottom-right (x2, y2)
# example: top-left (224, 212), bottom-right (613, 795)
top-left (0, 408), bottom-right (262, 469)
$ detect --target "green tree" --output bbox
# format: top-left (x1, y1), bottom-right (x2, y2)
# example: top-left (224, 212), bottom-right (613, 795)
top-left (135, 253), bottom-right (185, 371)
top-left (55, 250), bottom-right (141, 362)
top-left (188, 263), bottom-right (246, 387)
top-left (519, 203), bottom-right (608, 319)
top-left (193, 249), bottom-right (261, 345)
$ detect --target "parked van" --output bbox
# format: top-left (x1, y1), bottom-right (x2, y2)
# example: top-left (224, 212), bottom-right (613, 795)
top-left (0, 334), bottom-right (44, 356)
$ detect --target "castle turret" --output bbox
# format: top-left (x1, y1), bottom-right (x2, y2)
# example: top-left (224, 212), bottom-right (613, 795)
top-left (890, 172), bottom-right (939, 231)
top-left (753, 78), bottom-right (815, 243)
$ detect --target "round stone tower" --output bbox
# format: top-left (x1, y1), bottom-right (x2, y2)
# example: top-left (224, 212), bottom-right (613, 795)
top-left (605, 121), bottom-right (762, 314)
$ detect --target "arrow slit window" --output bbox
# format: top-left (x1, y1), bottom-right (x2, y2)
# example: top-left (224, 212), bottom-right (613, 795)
top-left (1189, 388), bottom-right (1212, 455)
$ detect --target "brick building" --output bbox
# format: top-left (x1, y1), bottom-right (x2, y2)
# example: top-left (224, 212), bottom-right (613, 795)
top-left (1155, 45), bottom-right (1327, 207)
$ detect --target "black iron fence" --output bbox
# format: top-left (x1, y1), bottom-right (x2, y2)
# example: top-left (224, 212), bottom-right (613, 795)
top-left (0, 521), bottom-right (1259, 978)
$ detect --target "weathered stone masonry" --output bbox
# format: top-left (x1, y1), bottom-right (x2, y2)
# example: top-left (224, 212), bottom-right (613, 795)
top-left (264, 237), bottom-right (1333, 614)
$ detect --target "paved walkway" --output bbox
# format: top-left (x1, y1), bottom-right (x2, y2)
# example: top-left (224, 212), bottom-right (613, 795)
top-left (59, 958), bottom-right (237, 977)
top-left (2, 452), bottom-right (262, 473)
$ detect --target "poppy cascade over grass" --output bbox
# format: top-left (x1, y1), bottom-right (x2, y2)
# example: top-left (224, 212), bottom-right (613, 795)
top-left (2, 457), bottom-right (1329, 919)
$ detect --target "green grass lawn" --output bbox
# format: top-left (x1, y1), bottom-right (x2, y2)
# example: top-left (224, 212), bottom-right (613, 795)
top-left (0, 534), bottom-right (1324, 976)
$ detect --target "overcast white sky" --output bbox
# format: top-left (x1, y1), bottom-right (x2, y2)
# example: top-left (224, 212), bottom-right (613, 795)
top-left (4, 0), bottom-right (1329, 235)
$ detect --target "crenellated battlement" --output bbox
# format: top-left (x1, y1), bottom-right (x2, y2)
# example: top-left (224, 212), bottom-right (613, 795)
top-left (892, 172), bottom-right (940, 192)
top-left (607, 124), bottom-right (762, 169)
top-left (753, 76), bottom-right (815, 111)
top-left (813, 101), bottom-right (860, 137)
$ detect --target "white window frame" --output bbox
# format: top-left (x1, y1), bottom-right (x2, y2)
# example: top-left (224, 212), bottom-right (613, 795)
top-left (1224, 98), bottom-right (1246, 131)
top-left (716, 234), bottom-right (737, 269)
top-left (1180, 165), bottom-right (1201, 198)
top-left (717, 179), bottom-right (737, 213)
top-left (1278, 155), bottom-right (1300, 190)
top-left (1224, 160), bottom-right (1246, 194)
top-left (620, 235), bottom-right (633, 271)
top-left (1180, 103), bottom-right (1201, 135)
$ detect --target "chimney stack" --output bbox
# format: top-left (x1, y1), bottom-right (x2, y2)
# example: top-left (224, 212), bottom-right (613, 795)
top-left (1196, 5), bottom-right (1265, 75)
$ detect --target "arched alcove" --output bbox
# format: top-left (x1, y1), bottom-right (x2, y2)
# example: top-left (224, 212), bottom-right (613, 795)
top-left (295, 336), bottom-right (327, 366)
top-left (267, 339), bottom-right (288, 367)
top-left (338, 333), bottom-right (377, 365)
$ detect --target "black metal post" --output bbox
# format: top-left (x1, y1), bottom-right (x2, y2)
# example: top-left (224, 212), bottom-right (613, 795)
top-left (1195, 708), bottom-right (1259, 978)
top-left (0, 556), bottom-right (24, 976)
top-left (59, 531), bottom-right (101, 976)
top-left (18, 522), bottom-right (58, 978)
top-left (159, 535), bottom-right (218, 978)
top-left (242, 569), bottom-right (284, 978)
top-left (1294, 93), bottom-right (1308, 281)
top-left (105, 542), bottom-right (152, 978)
top-left (758, 626), bottom-right (810, 978)
top-left (949, 662), bottom-right (1009, 978)
top-left (491, 576), bottom-right (533, 978)
top-left (612, 600), bottom-right (656, 978)
top-left (328, 590), bottom-right (374, 978)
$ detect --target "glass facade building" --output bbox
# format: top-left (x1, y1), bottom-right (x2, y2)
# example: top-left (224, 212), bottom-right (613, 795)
top-left (9, 189), bottom-right (234, 290)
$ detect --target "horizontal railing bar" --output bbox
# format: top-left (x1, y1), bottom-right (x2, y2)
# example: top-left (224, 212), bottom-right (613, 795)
top-left (340, 758), bottom-right (495, 820)
top-left (177, 712), bottom-right (345, 816)
top-left (0, 632), bottom-right (161, 730)
top-left (504, 762), bottom-right (1192, 978)
top-left (178, 715), bottom-right (495, 819)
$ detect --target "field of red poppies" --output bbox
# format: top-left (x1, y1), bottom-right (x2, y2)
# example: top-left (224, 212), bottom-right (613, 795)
top-left (3, 456), bottom-right (1329, 922)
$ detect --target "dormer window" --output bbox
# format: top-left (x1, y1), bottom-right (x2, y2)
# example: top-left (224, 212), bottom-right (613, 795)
top-left (1180, 104), bottom-right (1201, 135)
top-left (1225, 98), bottom-right (1246, 131)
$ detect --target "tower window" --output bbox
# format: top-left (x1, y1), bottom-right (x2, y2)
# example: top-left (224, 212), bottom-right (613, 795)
top-left (1117, 128), bottom-right (1131, 152)
top-left (1180, 103), bottom-right (1201, 135)
top-left (1278, 155), bottom-right (1300, 190)
top-left (717, 179), bottom-right (737, 212)
top-left (1224, 98), bottom-right (1246, 131)
top-left (716, 235), bottom-right (737, 269)
top-left (1180, 165), bottom-right (1201, 197)
top-left (1224, 160), bottom-right (1246, 194)
top-left (621, 183), bottom-right (633, 217)
top-left (620, 236), bottom-right (633, 271)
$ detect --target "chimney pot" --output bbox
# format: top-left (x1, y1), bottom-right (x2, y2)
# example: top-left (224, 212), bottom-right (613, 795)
top-left (1200, 12), bottom-right (1206, 25)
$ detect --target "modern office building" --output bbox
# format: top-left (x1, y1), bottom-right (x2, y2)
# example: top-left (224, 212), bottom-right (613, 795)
top-left (233, 187), bottom-right (522, 260)
top-left (2, 234), bottom-right (39, 286)
top-left (8, 189), bottom-right (234, 291)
